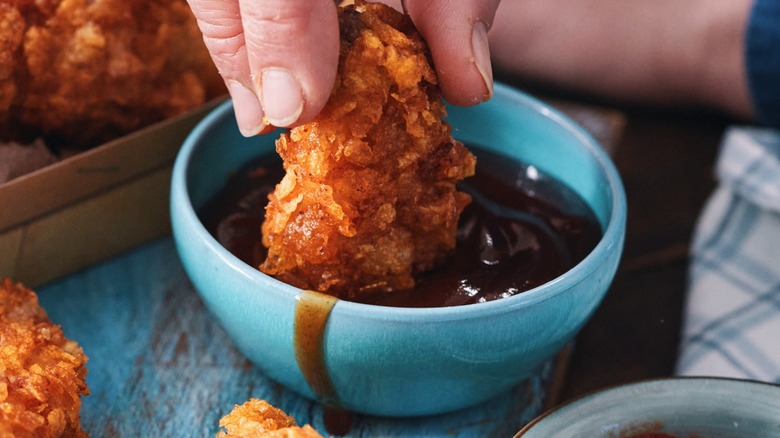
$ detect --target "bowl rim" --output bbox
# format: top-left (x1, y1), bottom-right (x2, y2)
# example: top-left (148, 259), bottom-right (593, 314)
top-left (514, 376), bottom-right (780, 436)
top-left (172, 82), bottom-right (627, 321)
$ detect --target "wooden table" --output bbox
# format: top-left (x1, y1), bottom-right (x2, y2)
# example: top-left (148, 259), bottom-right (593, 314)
top-left (35, 89), bottom-right (731, 436)
top-left (559, 102), bottom-right (728, 401)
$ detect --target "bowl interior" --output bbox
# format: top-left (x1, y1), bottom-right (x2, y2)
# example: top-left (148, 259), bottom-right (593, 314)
top-left (447, 92), bottom-right (614, 229)
top-left (184, 122), bottom-right (276, 211)
top-left (517, 378), bottom-right (780, 438)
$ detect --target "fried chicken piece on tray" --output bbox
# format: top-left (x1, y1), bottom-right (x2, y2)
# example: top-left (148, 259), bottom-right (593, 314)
top-left (216, 399), bottom-right (322, 438)
top-left (0, 278), bottom-right (89, 438)
top-left (0, 0), bottom-right (223, 147)
top-left (260, 0), bottom-right (476, 298)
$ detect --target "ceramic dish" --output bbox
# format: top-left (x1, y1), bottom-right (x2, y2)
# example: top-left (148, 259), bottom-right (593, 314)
top-left (170, 83), bottom-right (627, 416)
top-left (516, 377), bottom-right (780, 437)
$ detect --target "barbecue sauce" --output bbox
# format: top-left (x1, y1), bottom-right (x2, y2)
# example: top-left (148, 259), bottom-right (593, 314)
top-left (199, 147), bottom-right (603, 307)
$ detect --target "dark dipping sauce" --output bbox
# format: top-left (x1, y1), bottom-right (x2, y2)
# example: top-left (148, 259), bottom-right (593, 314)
top-left (199, 146), bottom-right (603, 307)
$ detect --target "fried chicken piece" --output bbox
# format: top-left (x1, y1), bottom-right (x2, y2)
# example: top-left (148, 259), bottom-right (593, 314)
top-left (0, 3), bottom-right (24, 118)
top-left (216, 399), bottom-right (322, 438)
top-left (260, 0), bottom-right (476, 298)
top-left (0, 278), bottom-right (89, 437)
top-left (0, 0), bottom-right (223, 147)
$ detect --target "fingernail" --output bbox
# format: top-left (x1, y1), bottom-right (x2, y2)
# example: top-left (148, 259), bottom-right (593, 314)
top-left (472, 21), bottom-right (493, 101)
top-left (259, 68), bottom-right (304, 127)
top-left (226, 80), bottom-right (266, 137)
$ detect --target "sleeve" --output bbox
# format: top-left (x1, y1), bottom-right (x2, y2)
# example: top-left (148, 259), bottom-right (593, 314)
top-left (746, 0), bottom-right (780, 128)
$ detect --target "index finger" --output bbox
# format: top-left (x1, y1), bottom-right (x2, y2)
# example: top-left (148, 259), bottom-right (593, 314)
top-left (239, 0), bottom-right (340, 127)
top-left (399, 0), bottom-right (501, 106)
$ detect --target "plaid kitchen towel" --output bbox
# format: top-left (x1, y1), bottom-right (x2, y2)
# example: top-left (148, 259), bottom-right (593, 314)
top-left (676, 126), bottom-right (780, 383)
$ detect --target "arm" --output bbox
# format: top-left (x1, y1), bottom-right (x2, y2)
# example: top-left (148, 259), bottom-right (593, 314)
top-left (489, 0), bottom-right (754, 121)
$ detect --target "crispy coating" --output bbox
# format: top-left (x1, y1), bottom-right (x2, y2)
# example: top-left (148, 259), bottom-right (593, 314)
top-left (0, 0), bottom-right (223, 147)
top-left (260, 1), bottom-right (476, 298)
top-left (0, 278), bottom-right (89, 438)
top-left (216, 399), bottom-right (322, 438)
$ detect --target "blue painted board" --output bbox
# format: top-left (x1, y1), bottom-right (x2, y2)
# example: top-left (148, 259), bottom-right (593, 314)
top-left (37, 238), bottom-right (558, 437)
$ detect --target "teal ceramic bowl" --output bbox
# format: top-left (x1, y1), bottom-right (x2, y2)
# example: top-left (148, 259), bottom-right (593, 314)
top-left (516, 377), bottom-right (780, 437)
top-left (170, 83), bottom-right (626, 417)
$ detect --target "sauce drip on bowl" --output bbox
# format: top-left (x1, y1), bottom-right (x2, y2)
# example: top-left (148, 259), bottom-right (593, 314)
top-left (293, 290), bottom-right (339, 406)
top-left (293, 290), bottom-right (352, 434)
top-left (199, 146), bottom-right (603, 307)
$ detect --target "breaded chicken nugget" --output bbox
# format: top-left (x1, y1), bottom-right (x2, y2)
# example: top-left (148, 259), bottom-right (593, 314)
top-left (0, 278), bottom-right (89, 438)
top-left (260, 0), bottom-right (475, 298)
top-left (0, 0), bottom-right (223, 147)
top-left (216, 399), bottom-right (322, 438)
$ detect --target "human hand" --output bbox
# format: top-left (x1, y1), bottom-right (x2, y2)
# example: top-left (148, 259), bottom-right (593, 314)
top-left (187, 0), bottom-right (501, 136)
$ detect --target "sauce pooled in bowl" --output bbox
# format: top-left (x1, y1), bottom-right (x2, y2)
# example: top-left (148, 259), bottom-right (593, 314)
top-left (199, 146), bottom-right (602, 307)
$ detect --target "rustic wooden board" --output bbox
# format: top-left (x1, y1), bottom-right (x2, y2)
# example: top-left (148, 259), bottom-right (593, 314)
top-left (39, 238), bottom-right (557, 437)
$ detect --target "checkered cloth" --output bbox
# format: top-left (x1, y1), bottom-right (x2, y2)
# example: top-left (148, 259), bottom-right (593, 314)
top-left (676, 127), bottom-right (780, 383)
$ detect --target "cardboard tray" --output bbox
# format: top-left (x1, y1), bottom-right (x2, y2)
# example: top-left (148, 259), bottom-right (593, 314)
top-left (0, 98), bottom-right (226, 287)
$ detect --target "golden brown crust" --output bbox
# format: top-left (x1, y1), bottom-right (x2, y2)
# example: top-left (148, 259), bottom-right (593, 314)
top-left (0, 3), bottom-right (24, 118)
top-left (216, 399), bottom-right (322, 438)
top-left (260, 0), bottom-right (475, 298)
top-left (0, 0), bottom-right (223, 147)
top-left (0, 278), bottom-right (89, 438)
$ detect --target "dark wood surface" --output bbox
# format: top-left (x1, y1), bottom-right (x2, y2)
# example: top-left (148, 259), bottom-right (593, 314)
top-left (33, 87), bottom-right (734, 436)
top-left (558, 105), bottom-right (729, 401)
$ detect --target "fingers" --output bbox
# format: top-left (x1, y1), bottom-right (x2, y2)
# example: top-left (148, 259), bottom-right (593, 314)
top-left (189, 0), bottom-right (495, 138)
top-left (402, 0), bottom-right (501, 106)
top-left (188, 0), bottom-right (339, 136)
